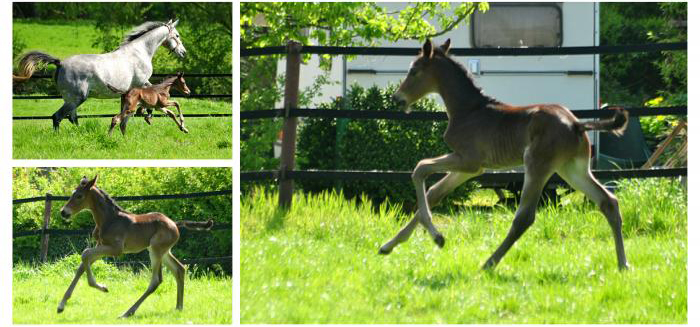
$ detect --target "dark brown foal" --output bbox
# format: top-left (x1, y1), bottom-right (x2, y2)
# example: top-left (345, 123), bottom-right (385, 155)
top-left (108, 72), bottom-right (191, 136)
top-left (56, 175), bottom-right (213, 317)
top-left (379, 39), bottom-right (629, 271)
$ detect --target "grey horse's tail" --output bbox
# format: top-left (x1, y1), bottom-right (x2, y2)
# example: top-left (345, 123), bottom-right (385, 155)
top-left (13, 51), bottom-right (61, 83)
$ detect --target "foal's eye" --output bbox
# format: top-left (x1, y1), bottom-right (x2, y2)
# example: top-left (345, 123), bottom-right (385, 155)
top-left (75, 194), bottom-right (84, 200)
top-left (409, 68), bottom-right (417, 76)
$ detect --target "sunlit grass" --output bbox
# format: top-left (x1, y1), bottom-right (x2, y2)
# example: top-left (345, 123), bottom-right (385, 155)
top-left (13, 98), bottom-right (232, 159)
top-left (13, 254), bottom-right (232, 324)
top-left (241, 178), bottom-right (686, 323)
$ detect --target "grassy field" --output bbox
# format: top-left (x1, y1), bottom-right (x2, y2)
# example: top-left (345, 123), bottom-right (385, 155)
top-left (13, 254), bottom-right (232, 324)
top-left (14, 19), bottom-right (101, 57)
top-left (13, 98), bottom-right (232, 159)
top-left (240, 178), bottom-right (687, 323)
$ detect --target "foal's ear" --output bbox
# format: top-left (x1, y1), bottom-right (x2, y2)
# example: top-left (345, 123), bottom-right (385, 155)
top-left (439, 39), bottom-right (451, 54)
top-left (79, 176), bottom-right (89, 186)
top-left (84, 175), bottom-right (98, 189)
top-left (422, 39), bottom-right (433, 58)
top-left (177, 71), bottom-right (184, 77)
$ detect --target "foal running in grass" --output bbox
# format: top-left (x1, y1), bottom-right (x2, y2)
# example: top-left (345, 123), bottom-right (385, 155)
top-left (107, 72), bottom-right (191, 136)
top-left (57, 176), bottom-right (213, 317)
top-left (379, 39), bottom-right (629, 270)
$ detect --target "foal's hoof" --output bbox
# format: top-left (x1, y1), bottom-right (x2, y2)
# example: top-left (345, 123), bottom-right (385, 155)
top-left (434, 234), bottom-right (445, 248)
top-left (181, 127), bottom-right (189, 134)
top-left (378, 246), bottom-right (392, 255)
top-left (119, 311), bottom-right (134, 318)
top-left (57, 307), bottom-right (64, 314)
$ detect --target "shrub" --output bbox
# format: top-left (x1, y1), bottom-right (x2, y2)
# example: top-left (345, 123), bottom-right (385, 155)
top-left (297, 84), bottom-right (478, 210)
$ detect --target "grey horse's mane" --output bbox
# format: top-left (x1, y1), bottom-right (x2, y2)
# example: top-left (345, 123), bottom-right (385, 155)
top-left (119, 21), bottom-right (167, 47)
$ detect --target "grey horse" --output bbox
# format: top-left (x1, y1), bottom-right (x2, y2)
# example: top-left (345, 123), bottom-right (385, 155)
top-left (13, 19), bottom-right (186, 130)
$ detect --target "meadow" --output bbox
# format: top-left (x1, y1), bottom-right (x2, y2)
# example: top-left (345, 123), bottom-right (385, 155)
top-left (240, 178), bottom-right (687, 323)
top-left (13, 98), bottom-right (232, 159)
top-left (13, 254), bottom-right (232, 324)
top-left (13, 20), bottom-right (232, 159)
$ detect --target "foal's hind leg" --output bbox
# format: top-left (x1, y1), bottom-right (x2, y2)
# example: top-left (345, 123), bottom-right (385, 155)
top-left (163, 251), bottom-right (186, 310)
top-left (380, 171), bottom-right (474, 254)
top-left (483, 155), bottom-right (554, 269)
top-left (557, 157), bottom-right (629, 270)
top-left (121, 247), bottom-right (165, 318)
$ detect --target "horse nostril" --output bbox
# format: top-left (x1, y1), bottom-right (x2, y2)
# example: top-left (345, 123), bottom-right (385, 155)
top-left (60, 209), bottom-right (69, 218)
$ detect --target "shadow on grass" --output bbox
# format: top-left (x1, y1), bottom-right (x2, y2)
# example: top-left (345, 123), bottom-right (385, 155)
top-left (265, 208), bottom-right (288, 232)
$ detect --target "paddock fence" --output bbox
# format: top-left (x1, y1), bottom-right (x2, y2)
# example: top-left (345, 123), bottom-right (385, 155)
top-left (13, 189), bottom-right (233, 265)
top-left (12, 72), bottom-right (233, 120)
top-left (241, 41), bottom-right (688, 208)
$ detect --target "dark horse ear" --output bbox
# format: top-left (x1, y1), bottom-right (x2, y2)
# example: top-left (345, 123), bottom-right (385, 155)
top-left (177, 71), bottom-right (184, 77)
top-left (439, 39), bottom-right (451, 54)
top-left (84, 175), bottom-right (98, 189)
top-left (422, 39), bottom-right (433, 58)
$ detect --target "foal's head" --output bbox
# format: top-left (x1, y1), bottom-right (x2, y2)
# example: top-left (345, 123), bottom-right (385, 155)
top-left (172, 72), bottom-right (190, 95)
top-left (393, 39), bottom-right (452, 111)
top-left (60, 175), bottom-right (98, 218)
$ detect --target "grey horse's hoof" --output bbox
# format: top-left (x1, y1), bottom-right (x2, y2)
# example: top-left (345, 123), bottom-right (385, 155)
top-left (378, 246), bottom-right (392, 255)
top-left (57, 307), bottom-right (64, 314)
top-left (434, 234), bottom-right (445, 248)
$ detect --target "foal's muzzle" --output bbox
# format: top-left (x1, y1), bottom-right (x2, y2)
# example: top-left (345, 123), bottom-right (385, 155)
top-left (392, 94), bottom-right (408, 111)
top-left (60, 208), bottom-right (71, 218)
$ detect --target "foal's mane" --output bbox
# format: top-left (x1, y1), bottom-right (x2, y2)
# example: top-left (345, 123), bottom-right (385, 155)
top-left (149, 75), bottom-right (180, 93)
top-left (119, 21), bottom-right (167, 48)
top-left (95, 186), bottom-right (128, 213)
top-left (431, 47), bottom-right (499, 105)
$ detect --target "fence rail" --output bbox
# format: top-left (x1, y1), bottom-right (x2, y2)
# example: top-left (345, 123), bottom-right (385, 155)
top-left (242, 41), bottom-right (688, 209)
top-left (13, 113), bottom-right (232, 120)
top-left (13, 94), bottom-right (232, 100)
top-left (242, 42), bottom-right (686, 57)
top-left (242, 168), bottom-right (687, 188)
top-left (13, 189), bottom-right (232, 262)
top-left (241, 106), bottom-right (687, 121)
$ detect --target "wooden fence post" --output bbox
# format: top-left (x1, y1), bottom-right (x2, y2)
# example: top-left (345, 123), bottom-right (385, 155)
top-left (279, 40), bottom-right (302, 208)
top-left (40, 193), bottom-right (52, 262)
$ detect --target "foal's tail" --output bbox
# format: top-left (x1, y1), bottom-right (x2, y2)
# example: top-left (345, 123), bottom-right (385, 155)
top-left (13, 51), bottom-right (61, 83)
top-left (176, 219), bottom-right (214, 231)
top-left (576, 107), bottom-right (629, 136)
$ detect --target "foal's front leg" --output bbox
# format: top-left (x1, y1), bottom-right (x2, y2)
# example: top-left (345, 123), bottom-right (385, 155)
top-left (57, 244), bottom-right (123, 313)
top-left (158, 102), bottom-right (189, 133)
top-left (380, 171), bottom-right (474, 254)
top-left (380, 153), bottom-right (469, 254)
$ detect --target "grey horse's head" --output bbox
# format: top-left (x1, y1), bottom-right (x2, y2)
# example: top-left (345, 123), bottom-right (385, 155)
top-left (163, 19), bottom-right (186, 58)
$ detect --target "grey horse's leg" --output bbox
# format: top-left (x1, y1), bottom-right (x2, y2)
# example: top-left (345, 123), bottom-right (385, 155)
top-left (52, 102), bottom-right (77, 131)
top-left (52, 97), bottom-right (85, 130)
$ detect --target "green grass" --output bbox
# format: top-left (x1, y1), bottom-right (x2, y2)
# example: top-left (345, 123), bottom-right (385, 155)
top-left (14, 19), bottom-right (101, 58)
top-left (240, 178), bottom-right (687, 323)
top-left (13, 98), bottom-right (232, 159)
top-left (13, 254), bottom-right (232, 324)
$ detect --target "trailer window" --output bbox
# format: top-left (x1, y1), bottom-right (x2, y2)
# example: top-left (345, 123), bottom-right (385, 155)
top-left (471, 3), bottom-right (562, 48)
